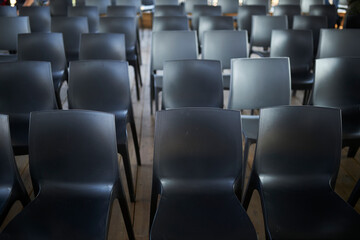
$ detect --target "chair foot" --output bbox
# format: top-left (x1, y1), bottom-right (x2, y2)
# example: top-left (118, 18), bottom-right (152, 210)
top-left (130, 117), bottom-right (141, 166)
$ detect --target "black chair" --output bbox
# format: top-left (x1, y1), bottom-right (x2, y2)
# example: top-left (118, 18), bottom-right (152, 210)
top-left (278, 0), bottom-right (300, 5)
top-left (155, 0), bottom-right (179, 5)
top-left (162, 60), bottom-right (223, 109)
top-left (85, 0), bottom-right (111, 15)
top-left (107, 5), bottom-right (137, 16)
top-left (51, 16), bottom-right (89, 63)
top-left (243, 105), bottom-right (360, 240)
top-left (191, 5), bottom-right (221, 31)
top-left (0, 114), bottom-right (30, 225)
top-left (19, 6), bottom-right (51, 33)
top-left (309, 4), bottom-right (338, 28)
top-left (292, 15), bottom-right (327, 56)
top-left (270, 29), bottom-right (314, 104)
top-left (250, 15), bottom-right (288, 57)
top-left (344, 14), bottom-right (360, 28)
top-left (68, 60), bottom-right (141, 202)
top-left (150, 30), bottom-right (198, 113)
top-left (0, 16), bottom-right (30, 63)
top-left (99, 16), bottom-right (142, 100)
top-left (0, 110), bottom-right (135, 240)
top-left (79, 33), bottom-right (126, 60)
top-left (150, 108), bottom-right (258, 240)
top-left (184, 0), bottom-right (207, 14)
top-left (348, 179), bottom-right (360, 207)
top-left (0, 6), bottom-right (17, 16)
top-left (237, 5), bottom-right (266, 39)
top-left (153, 16), bottom-right (189, 31)
top-left (227, 58), bottom-right (291, 189)
top-left (313, 57), bottom-right (360, 158)
top-left (202, 30), bottom-right (248, 89)
top-left (243, 0), bottom-right (270, 13)
top-left (17, 33), bottom-right (67, 108)
top-left (114, 0), bottom-right (142, 14)
top-left (317, 29), bottom-right (360, 58)
top-left (217, 0), bottom-right (239, 14)
top-left (300, 0), bottom-right (324, 13)
top-left (50, 0), bottom-right (72, 16)
top-left (198, 15), bottom-right (234, 48)
top-left (0, 61), bottom-right (58, 155)
top-left (273, 5), bottom-right (301, 28)
top-left (154, 5), bottom-right (186, 16)
top-left (68, 6), bottom-right (100, 33)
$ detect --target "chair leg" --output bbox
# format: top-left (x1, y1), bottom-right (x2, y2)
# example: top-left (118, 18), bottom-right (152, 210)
top-left (243, 138), bottom-right (250, 183)
top-left (348, 179), bottom-right (360, 207)
top-left (55, 88), bottom-right (62, 110)
top-left (129, 116), bottom-right (141, 166)
top-left (242, 172), bottom-right (257, 210)
top-left (149, 176), bottom-right (159, 232)
top-left (136, 54), bottom-right (143, 87)
top-left (116, 181), bottom-right (135, 240)
top-left (118, 144), bottom-right (136, 202)
top-left (303, 89), bottom-right (311, 105)
top-left (129, 60), bottom-right (140, 101)
top-left (150, 74), bottom-right (154, 115)
top-left (347, 146), bottom-right (359, 158)
top-left (155, 88), bottom-right (160, 112)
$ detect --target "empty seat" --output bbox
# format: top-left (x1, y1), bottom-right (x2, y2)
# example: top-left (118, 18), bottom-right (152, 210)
top-left (0, 6), bottom-right (17, 16)
top-left (50, 0), bottom-right (72, 16)
top-left (191, 5), bottom-right (221, 30)
top-left (273, 4), bottom-right (301, 28)
top-left (217, 0), bottom-right (239, 14)
top-left (237, 5), bottom-right (266, 39)
top-left (155, 0), bottom-right (179, 5)
top-left (243, 0), bottom-right (270, 13)
top-left (198, 15), bottom-right (234, 48)
top-left (19, 6), bottom-right (51, 32)
top-left (85, 0), bottom-right (111, 14)
top-left (107, 5), bottom-right (137, 16)
top-left (301, 0), bottom-right (324, 13)
top-left (184, 0), bottom-right (207, 14)
top-left (68, 6), bottom-right (100, 33)
top-left (309, 4), bottom-right (338, 28)
top-left (153, 16), bottom-right (189, 31)
top-left (154, 5), bottom-right (186, 16)
top-left (114, 0), bottom-right (141, 14)
top-left (278, 0), bottom-right (300, 5)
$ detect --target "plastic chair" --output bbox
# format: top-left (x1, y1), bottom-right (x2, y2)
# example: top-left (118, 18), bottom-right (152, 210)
top-left (162, 60), bottom-right (223, 109)
top-left (191, 5), bottom-right (221, 31)
top-left (107, 5), bottom-right (137, 16)
top-left (0, 110), bottom-right (135, 240)
top-left (227, 58), bottom-right (291, 188)
top-left (153, 16), bottom-right (189, 31)
top-left (79, 33), bottom-right (126, 60)
top-left (237, 5), bottom-right (266, 39)
top-left (0, 6), bottom-right (17, 16)
top-left (19, 6), bottom-right (51, 33)
top-left (85, 0), bottom-right (111, 14)
top-left (317, 29), bottom-right (360, 58)
top-left (0, 17), bottom-right (30, 63)
top-left (250, 15), bottom-right (288, 57)
top-left (300, 0), bottom-right (324, 13)
top-left (278, 0), bottom-right (300, 5)
top-left (292, 15), bottom-right (327, 56)
top-left (344, 14), bottom-right (360, 28)
top-left (68, 6), bottom-right (100, 33)
top-left (273, 5), bottom-right (301, 28)
top-left (0, 114), bottom-right (30, 225)
top-left (184, 0), bottom-right (207, 14)
top-left (50, 0), bottom-right (72, 16)
top-left (114, 0), bottom-right (142, 14)
top-left (17, 33), bottom-right (67, 108)
top-left (348, 179), bottom-right (360, 207)
top-left (243, 0), bottom-right (270, 13)
top-left (68, 60), bottom-right (141, 202)
top-left (242, 105), bottom-right (360, 240)
top-left (309, 4), bottom-right (338, 28)
top-left (0, 61), bottom-right (58, 155)
top-left (198, 15), bottom-right (234, 48)
top-left (202, 30), bottom-right (248, 89)
top-left (155, 0), bottom-right (179, 5)
top-left (217, 0), bottom-right (239, 14)
top-left (150, 108), bottom-right (258, 240)
top-left (150, 30), bottom-right (198, 114)
top-left (51, 16), bottom-right (89, 63)
top-left (270, 30), bottom-right (314, 104)
top-left (154, 5), bottom-right (186, 16)
top-left (99, 16), bottom-right (142, 100)
top-left (313, 57), bottom-right (360, 158)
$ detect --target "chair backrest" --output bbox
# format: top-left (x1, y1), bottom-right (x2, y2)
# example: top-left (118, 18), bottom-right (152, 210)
top-left (270, 30), bottom-right (313, 72)
top-left (17, 33), bottom-right (67, 77)
top-left (0, 61), bottom-right (57, 114)
top-left (107, 5), bottom-right (137, 16)
top-left (228, 58), bottom-right (291, 110)
top-left (313, 57), bottom-right (360, 109)
top-left (50, 0), bottom-right (72, 16)
top-left (292, 15), bottom-right (327, 56)
top-left (19, 6), bottom-right (51, 33)
top-left (217, 0), bottom-right (239, 14)
top-left (68, 6), bottom-right (100, 33)
top-left (153, 16), bottom-right (189, 31)
top-left (278, 0), bottom-right (300, 5)
top-left (154, 5), bottom-right (186, 16)
top-left (255, 106), bottom-right (341, 187)
top-left (317, 29), bottom-right (360, 58)
top-left (79, 33), bottom-right (126, 60)
top-left (198, 16), bottom-right (234, 45)
top-left (237, 5), bottom-right (266, 39)
top-left (99, 16), bottom-right (137, 51)
top-left (0, 6), bottom-right (17, 16)
top-left (114, 0), bottom-right (141, 13)
top-left (0, 16), bottom-right (30, 52)
top-left (68, 60), bottom-right (130, 113)
top-left (162, 59), bottom-right (223, 109)
top-left (243, 0), bottom-right (270, 12)
top-left (273, 5), bottom-right (301, 28)
top-left (251, 15), bottom-right (288, 48)
top-left (309, 4), bottom-right (337, 28)
top-left (29, 110), bottom-right (119, 192)
top-left (151, 30), bottom-right (198, 71)
top-left (51, 16), bottom-right (89, 62)
top-left (184, 0), bottom-right (207, 14)
top-left (344, 15), bottom-right (360, 29)
top-left (203, 30), bottom-right (248, 69)
top-left (85, 0), bottom-right (111, 14)
top-left (155, 0), bottom-right (179, 5)
top-left (300, 0), bottom-right (324, 13)
top-left (191, 5), bottom-right (221, 30)
top-left (154, 108), bottom-right (243, 182)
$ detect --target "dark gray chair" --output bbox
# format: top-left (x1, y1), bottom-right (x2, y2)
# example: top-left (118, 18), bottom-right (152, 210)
top-left (278, 0), bottom-right (300, 5)
top-left (243, 105), bottom-right (360, 240)
top-left (150, 108), bottom-right (258, 240)
top-left (162, 60), bottom-right (223, 109)
top-left (300, 0), bottom-right (324, 13)
top-left (184, 0), bottom-right (207, 14)
top-left (85, 0), bottom-right (111, 14)
top-left (154, 5), bottom-right (186, 16)
top-left (273, 4), bottom-right (301, 28)
top-left (202, 30), bottom-right (248, 89)
top-left (114, 0), bottom-right (141, 14)
top-left (0, 6), bottom-right (17, 16)
top-left (155, 0), bottom-right (179, 5)
top-left (198, 15), bottom-right (234, 48)
top-left (68, 6), bottom-right (100, 33)
top-left (217, 0), bottom-right (239, 14)
top-left (50, 0), bottom-right (72, 16)
top-left (237, 5), bottom-right (266, 39)
top-left (107, 5), bottom-right (137, 16)
top-left (153, 16), bottom-right (189, 31)
top-left (191, 5), bottom-right (221, 30)
top-left (243, 0), bottom-right (270, 12)
top-left (19, 6), bottom-right (51, 33)
top-left (309, 4), bottom-right (338, 28)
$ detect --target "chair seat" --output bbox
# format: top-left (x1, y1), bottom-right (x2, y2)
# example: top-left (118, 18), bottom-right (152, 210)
top-left (1, 184), bottom-right (113, 240)
top-left (241, 116), bottom-right (259, 141)
top-left (262, 183), bottom-right (360, 240)
top-left (0, 54), bottom-right (17, 63)
top-left (291, 71), bottom-right (314, 89)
